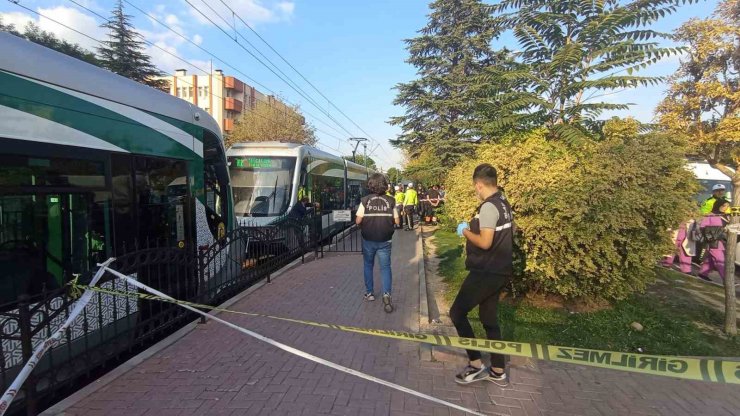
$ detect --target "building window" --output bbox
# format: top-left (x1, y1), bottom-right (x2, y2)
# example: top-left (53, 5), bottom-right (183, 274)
top-left (198, 87), bottom-right (203, 96)
top-left (204, 87), bottom-right (209, 97)
top-left (188, 87), bottom-right (194, 98)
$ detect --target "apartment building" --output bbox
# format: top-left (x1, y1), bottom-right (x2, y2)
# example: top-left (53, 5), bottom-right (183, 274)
top-left (157, 69), bottom-right (301, 134)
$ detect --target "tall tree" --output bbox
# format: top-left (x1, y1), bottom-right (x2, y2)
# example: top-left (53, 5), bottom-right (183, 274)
top-left (389, 0), bottom-right (498, 178)
top-left (226, 101), bottom-right (316, 148)
top-left (97, 0), bottom-right (167, 90)
top-left (657, 0), bottom-right (740, 201)
top-left (343, 155), bottom-right (377, 170)
top-left (486, 0), bottom-right (692, 143)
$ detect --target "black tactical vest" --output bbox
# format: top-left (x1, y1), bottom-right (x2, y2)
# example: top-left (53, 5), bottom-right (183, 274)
top-left (360, 194), bottom-right (396, 242)
top-left (465, 191), bottom-right (513, 274)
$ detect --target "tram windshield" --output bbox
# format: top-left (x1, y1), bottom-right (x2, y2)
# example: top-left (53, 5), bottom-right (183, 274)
top-left (229, 156), bottom-right (296, 217)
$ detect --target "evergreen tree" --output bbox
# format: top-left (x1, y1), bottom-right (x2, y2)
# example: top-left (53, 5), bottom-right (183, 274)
top-left (97, 0), bottom-right (167, 90)
top-left (389, 0), bottom-right (499, 177)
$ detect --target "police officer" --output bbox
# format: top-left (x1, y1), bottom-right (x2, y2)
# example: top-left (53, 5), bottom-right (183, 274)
top-left (701, 184), bottom-right (727, 215)
top-left (450, 163), bottom-right (512, 386)
top-left (394, 185), bottom-right (405, 229)
top-left (403, 183), bottom-right (418, 230)
top-left (356, 173), bottom-right (400, 312)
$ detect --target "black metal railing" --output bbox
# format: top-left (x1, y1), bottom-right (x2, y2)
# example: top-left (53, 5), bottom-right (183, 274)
top-left (0, 210), bottom-right (354, 416)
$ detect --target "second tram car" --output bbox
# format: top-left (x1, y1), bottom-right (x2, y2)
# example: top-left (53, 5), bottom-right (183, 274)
top-left (227, 142), bottom-right (374, 233)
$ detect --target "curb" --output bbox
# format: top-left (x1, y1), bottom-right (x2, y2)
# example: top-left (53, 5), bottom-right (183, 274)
top-left (417, 225), bottom-right (433, 362)
top-left (41, 255), bottom-right (308, 415)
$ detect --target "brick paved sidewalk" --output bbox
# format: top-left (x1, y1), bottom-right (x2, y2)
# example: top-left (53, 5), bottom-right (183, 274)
top-left (48, 229), bottom-right (740, 416)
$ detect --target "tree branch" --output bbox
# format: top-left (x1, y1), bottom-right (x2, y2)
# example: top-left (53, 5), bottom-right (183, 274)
top-left (708, 159), bottom-right (736, 179)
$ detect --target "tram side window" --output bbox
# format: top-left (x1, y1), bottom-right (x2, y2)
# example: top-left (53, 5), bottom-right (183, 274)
top-left (134, 157), bottom-right (188, 247)
top-left (0, 154), bottom-right (110, 305)
top-left (347, 179), bottom-right (366, 211)
top-left (309, 174), bottom-right (343, 212)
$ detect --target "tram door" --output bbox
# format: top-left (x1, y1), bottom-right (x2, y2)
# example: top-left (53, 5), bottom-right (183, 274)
top-left (0, 192), bottom-right (110, 305)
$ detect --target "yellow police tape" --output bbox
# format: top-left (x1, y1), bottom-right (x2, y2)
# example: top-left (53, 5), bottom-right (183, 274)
top-left (71, 283), bottom-right (740, 385)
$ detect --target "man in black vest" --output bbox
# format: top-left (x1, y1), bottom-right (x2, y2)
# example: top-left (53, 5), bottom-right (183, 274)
top-left (356, 173), bottom-right (400, 313)
top-left (450, 163), bottom-right (513, 386)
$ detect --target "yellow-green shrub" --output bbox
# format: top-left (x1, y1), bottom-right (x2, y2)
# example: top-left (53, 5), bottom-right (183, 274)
top-left (445, 120), bottom-right (698, 300)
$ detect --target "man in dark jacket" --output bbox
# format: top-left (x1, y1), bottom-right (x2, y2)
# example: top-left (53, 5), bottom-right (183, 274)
top-left (450, 163), bottom-right (513, 386)
top-left (356, 173), bottom-right (400, 312)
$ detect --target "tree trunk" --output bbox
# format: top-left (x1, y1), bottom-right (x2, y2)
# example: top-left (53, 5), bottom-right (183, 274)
top-left (724, 216), bottom-right (737, 335)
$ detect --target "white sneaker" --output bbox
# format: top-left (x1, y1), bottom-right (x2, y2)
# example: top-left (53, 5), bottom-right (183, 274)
top-left (454, 365), bottom-right (488, 384)
top-left (488, 369), bottom-right (509, 387)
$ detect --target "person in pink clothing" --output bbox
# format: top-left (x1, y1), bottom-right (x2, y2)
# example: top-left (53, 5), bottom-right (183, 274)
top-left (662, 220), bottom-right (695, 273)
top-left (698, 199), bottom-right (731, 282)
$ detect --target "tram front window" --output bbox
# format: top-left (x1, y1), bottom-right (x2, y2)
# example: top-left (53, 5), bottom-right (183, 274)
top-left (229, 156), bottom-right (295, 217)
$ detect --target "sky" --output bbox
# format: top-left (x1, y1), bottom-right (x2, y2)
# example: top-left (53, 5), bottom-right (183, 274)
top-left (0, 0), bottom-right (721, 170)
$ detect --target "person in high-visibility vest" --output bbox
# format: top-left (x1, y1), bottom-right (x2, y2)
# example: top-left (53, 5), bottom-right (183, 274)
top-left (403, 183), bottom-right (418, 230)
top-left (701, 184), bottom-right (727, 215)
top-left (394, 185), bottom-right (405, 229)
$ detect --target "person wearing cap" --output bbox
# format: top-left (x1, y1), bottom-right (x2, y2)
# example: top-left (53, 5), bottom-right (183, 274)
top-left (394, 185), bottom-right (405, 229)
top-left (403, 183), bottom-right (418, 230)
top-left (701, 184), bottom-right (727, 215)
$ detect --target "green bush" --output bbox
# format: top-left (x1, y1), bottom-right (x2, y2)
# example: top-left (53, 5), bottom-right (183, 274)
top-left (445, 119), bottom-right (698, 300)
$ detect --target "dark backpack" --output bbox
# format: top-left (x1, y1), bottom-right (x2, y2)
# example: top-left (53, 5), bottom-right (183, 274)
top-left (688, 221), bottom-right (705, 244)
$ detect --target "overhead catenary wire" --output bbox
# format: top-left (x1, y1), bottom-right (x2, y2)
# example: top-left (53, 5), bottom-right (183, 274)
top-left (17, 0), bottom-right (369, 158)
top-left (211, 0), bottom-right (394, 161)
top-left (124, 0), bottom-right (378, 159)
top-left (54, 0), bottom-right (344, 153)
top-left (193, 0), bottom-right (329, 120)
top-left (10, 2), bottom-right (344, 154)
top-left (182, 0), bottom-right (358, 143)
top-left (67, 0), bottom-right (349, 146)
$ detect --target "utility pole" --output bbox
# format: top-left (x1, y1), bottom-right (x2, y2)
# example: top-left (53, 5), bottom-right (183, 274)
top-left (349, 137), bottom-right (367, 163)
top-left (363, 143), bottom-right (368, 169)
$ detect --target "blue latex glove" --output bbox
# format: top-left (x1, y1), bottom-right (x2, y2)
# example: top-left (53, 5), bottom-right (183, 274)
top-left (456, 221), bottom-right (469, 237)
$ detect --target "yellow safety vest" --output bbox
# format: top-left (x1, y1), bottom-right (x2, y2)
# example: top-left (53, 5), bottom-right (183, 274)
top-left (701, 197), bottom-right (716, 215)
top-left (404, 189), bottom-right (418, 206)
top-left (395, 191), bottom-right (405, 205)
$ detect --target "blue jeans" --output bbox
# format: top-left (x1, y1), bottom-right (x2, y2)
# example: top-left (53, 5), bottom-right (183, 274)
top-left (362, 239), bottom-right (392, 295)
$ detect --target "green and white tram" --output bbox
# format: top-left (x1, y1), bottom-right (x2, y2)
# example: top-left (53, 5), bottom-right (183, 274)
top-left (226, 141), bottom-right (373, 233)
top-left (0, 32), bottom-right (232, 305)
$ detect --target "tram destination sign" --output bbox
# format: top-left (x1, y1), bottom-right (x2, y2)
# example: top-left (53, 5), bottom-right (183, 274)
top-left (234, 157), bottom-right (274, 169)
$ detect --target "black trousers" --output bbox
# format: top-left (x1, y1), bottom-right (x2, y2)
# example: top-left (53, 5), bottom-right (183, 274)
top-left (404, 206), bottom-right (415, 229)
top-left (449, 270), bottom-right (510, 368)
